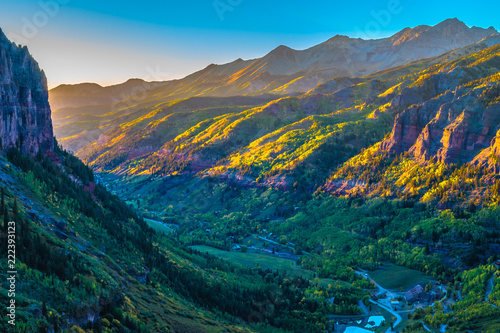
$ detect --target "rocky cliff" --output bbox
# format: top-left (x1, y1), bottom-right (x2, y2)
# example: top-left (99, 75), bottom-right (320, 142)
top-left (0, 28), bottom-right (53, 155)
top-left (380, 44), bottom-right (500, 165)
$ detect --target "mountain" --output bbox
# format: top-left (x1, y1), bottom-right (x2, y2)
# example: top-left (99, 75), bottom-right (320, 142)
top-left (86, 33), bottom-right (500, 332)
top-left (50, 19), bottom-right (498, 153)
top-left (0, 28), bottom-right (53, 155)
top-left (65, 34), bottom-right (500, 184)
top-left (49, 79), bottom-right (166, 112)
top-left (3, 19), bottom-right (500, 333)
top-left (0, 31), bottom-right (333, 333)
top-left (51, 18), bottom-right (498, 109)
top-left (51, 19), bottom-right (497, 175)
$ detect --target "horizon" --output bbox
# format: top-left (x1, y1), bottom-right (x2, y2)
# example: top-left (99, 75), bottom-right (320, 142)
top-left (1, 0), bottom-right (499, 89)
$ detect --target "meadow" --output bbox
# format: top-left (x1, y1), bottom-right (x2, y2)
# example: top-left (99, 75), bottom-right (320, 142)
top-left (368, 263), bottom-right (434, 290)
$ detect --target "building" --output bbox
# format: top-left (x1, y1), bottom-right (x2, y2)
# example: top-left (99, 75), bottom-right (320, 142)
top-left (405, 285), bottom-right (424, 304)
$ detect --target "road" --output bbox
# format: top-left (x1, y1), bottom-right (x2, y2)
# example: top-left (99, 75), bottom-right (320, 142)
top-left (485, 274), bottom-right (494, 302)
top-left (355, 270), bottom-right (403, 332)
top-left (485, 274), bottom-right (498, 309)
top-left (355, 270), bottom-right (396, 300)
top-left (369, 300), bottom-right (402, 332)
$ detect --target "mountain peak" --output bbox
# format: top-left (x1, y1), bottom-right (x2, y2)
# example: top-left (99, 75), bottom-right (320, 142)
top-left (0, 32), bottom-right (54, 155)
top-left (326, 34), bottom-right (351, 42)
top-left (267, 44), bottom-right (296, 58)
top-left (435, 17), bottom-right (467, 29)
top-left (273, 44), bottom-right (293, 52)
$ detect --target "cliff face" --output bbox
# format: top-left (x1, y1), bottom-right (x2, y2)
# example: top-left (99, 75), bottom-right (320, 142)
top-left (380, 47), bottom-right (500, 165)
top-left (0, 29), bottom-right (53, 155)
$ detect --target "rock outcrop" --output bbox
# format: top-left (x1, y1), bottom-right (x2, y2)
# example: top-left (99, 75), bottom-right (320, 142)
top-left (381, 75), bottom-right (500, 164)
top-left (0, 28), bottom-right (53, 155)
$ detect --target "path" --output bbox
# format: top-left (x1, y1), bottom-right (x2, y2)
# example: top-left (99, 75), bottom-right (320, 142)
top-left (485, 274), bottom-right (494, 302)
top-left (355, 270), bottom-right (395, 299)
top-left (369, 300), bottom-right (402, 332)
top-left (485, 274), bottom-right (498, 309)
top-left (421, 321), bottom-right (431, 332)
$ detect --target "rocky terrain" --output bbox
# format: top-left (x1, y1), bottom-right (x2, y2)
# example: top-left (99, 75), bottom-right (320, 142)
top-left (0, 28), bottom-right (53, 155)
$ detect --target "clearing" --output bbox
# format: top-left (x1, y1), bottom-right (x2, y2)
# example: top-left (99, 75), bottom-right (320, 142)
top-left (190, 245), bottom-right (346, 287)
top-left (368, 263), bottom-right (433, 290)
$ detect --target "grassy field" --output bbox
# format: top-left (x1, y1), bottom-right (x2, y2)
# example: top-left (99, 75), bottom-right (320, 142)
top-left (190, 245), bottom-right (345, 287)
top-left (369, 263), bottom-right (433, 290)
top-left (145, 218), bottom-right (174, 234)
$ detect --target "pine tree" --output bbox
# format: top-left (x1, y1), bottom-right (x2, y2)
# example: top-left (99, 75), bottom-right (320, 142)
top-left (42, 300), bottom-right (47, 317)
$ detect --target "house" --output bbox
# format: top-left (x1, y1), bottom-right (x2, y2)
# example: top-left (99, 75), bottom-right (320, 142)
top-left (419, 292), bottom-right (434, 303)
top-left (494, 260), bottom-right (500, 268)
top-left (390, 299), bottom-right (400, 306)
top-left (205, 229), bottom-right (211, 233)
top-left (232, 245), bottom-right (241, 251)
top-left (405, 285), bottom-right (424, 304)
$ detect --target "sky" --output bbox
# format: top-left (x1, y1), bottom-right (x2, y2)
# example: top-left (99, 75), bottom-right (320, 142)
top-left (0, 0), bottom-right (499, 89)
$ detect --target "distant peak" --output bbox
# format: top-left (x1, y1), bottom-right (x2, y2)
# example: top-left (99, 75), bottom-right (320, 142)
top-left (435, 18), bottom-right (467, 28)
top-left (268, 44), bottom-right (295, 58)
top-left (274, 45), bottom-right (293, 51)
top-left (326, 34), bottom-right (351, 43)
top-left (124, 78), bottom-right (146, 84)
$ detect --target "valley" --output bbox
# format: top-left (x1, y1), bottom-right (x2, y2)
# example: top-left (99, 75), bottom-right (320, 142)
top-left (77, 21), bottom-right (500, 332)
top-left (1, 13), bottom-right (500, 333)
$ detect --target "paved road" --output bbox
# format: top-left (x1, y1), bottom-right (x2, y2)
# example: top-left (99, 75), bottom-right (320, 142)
top-left (369, 299), bottom-right (402, 332)
top-left (485, 274), bottom-right (494, 302)
top-left (421, 321), bottom-right (431, 332)
top-left (485, 274), bottom-right (498, 309)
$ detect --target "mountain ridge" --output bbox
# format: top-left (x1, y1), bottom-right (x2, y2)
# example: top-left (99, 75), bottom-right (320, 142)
top-left (49, 18), bottom-right (498, 114)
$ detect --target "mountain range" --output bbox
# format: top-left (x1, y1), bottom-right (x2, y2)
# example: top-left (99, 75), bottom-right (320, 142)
top-left (2, 17), bottom-right (500, 333)
top-left (50, 18), bottom-right (498, 112)
top-left (49, 19), bottom-right (500, 184)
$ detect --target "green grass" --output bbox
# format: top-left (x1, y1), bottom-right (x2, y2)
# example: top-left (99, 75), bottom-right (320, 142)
top-left (369, 263), bottom-right (433, 290)
top-left (191, 245), bottom-right (302, 272)
top-left (144, 218), bottom-right (174, 234)
top-left (190, 245), bottom-right (345, 288)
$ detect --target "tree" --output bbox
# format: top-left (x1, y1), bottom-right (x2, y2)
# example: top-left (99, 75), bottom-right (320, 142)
top-left (467, 201), bottom-right (476, 213)
top-left (42, 301), bottom-right (47, 317)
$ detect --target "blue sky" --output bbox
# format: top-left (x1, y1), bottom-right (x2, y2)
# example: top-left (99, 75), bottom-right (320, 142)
top-left (1, 0), bottom-right (499, 88)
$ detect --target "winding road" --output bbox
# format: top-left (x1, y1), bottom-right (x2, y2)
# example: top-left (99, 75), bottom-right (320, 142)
top-left (485, 274), bottom-right (498, 309)
top-left (355, 270), bottom-right (403, 332)
top-left (369, 300), bottom-right (402, 332)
